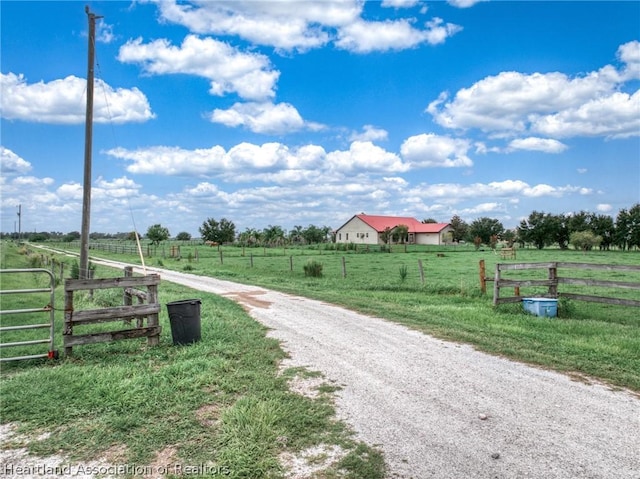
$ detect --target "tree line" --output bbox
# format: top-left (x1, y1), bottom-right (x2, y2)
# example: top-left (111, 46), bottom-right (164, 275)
top-left (448, 203), bottom-right (640, 251)
top-left (4, 203), bottom-right (638, 251)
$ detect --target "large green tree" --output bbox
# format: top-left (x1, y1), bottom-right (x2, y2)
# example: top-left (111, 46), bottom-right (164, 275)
top-left (449, 215), bottom-right (468, 243)
top-left (146, 224), bottom-right (170, 246)
top-left (199, 217), bottom-right (236, 244)
top-left (518, 211), bottom-right (557, 249)
top-left (302, 224), bottom-right (329, 244)
top-left (590, 214), bottom-right (615, 250)
top-left (467, 217), bottom-right (503, 246)
top-left (262, 225), bottom-right (286, 246)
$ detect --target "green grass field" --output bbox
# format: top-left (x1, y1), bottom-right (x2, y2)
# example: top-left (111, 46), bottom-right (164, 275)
top-left (0, 242), bottom-right (385, 478)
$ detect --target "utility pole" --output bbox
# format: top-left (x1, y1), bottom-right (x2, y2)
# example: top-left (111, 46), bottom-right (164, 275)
top-left (16, 204), bottom-right (21, 241)
top-left (79, 6), bottom-right (102, 279)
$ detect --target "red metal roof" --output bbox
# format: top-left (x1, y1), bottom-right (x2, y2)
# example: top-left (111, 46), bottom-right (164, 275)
top-left (355, 214), bottom-right (449, 233)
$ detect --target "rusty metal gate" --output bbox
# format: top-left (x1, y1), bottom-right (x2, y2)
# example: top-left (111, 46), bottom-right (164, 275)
top-left (0, 268), bottom-right (58, 361)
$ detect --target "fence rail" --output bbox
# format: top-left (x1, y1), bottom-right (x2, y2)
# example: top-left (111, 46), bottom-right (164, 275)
top-left (491, 261), bottom-right (640, 307)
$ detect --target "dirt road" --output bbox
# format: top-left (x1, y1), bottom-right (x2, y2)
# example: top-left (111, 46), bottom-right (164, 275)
top-left (91, 260), bottom-right (636, 479)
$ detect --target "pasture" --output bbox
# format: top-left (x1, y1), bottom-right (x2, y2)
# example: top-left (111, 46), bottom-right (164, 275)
top-left (45, 241), bottom-right (640, 390)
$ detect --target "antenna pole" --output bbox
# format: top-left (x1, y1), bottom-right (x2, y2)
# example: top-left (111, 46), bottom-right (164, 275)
top-left (79, 6), bottom-right (102, 279)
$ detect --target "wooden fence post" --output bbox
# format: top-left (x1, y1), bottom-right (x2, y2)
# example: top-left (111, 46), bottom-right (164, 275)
top-left (548, 263), bottom-right (558, 297)
top-left (341, 256), bottom-right (347, 278)
top-left (418, 259), bottom-right (425, 285)
top-left (219, 250), bottom-right (223, 265)
top-left (479, 259), bottom-right (486, 294)
top-left (492, 263), bottom-right (501, 306)
top-left (64, 288), bottom-right (74, 357)
top-left (290, 255), bottom-right (293, 272)
top-left (147, 280), bottom-right (159, 346)
top-left (124, 267), bottom-right (133, 325)
top-left (250, 253), bottom-right (254, 268)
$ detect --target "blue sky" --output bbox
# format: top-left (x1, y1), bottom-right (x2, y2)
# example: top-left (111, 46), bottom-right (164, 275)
top-left (1, 0), bottom-right (639, 237)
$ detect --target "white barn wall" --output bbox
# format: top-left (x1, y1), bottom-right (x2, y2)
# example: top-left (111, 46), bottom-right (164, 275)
top-left (415, 226), bottom-right (453, 245)
top-left (335, 217), bottom-right (379, 245)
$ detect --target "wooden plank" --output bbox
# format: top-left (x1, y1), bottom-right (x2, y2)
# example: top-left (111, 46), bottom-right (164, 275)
top-left (497, 279), bottom-right (557, 288)
top-left (63, 326), bottom-right (162, 347)
top-left (65, 274), bottom-right (160, 292)
top-left (557, 277), bottom-right (640, 290)
top-left (559, 293), bottom-right (640, 307)
top-left (497, 262), bottom-right (557, 271)
top-left (68, 303), bottom-right (161, 325)
top-left (555, 262), bottom-right (640, 272)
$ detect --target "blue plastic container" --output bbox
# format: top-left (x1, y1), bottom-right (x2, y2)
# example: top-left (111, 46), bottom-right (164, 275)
top-left (522, 298), bottom-right (558, 318)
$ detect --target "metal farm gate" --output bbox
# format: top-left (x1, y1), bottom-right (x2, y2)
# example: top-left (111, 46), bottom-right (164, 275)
top-left (0, 268), bottom-right (58, 362)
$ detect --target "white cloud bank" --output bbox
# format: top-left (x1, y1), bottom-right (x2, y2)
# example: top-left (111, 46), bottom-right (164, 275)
top-left (152, 0), bottom-right (461, 53)
top-left (427, 41), bottom-right (640, 141)
top-left (0, 73), bottom-right (154, 124)
top-left (118, 35), bottom-right (279, 101)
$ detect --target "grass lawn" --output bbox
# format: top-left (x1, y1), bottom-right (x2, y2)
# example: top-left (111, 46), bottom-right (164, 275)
top-left (0, 242), bottom-right (385, 478)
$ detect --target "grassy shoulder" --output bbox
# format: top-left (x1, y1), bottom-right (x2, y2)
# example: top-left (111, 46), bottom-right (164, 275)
top-left (1, 243), bottom-right (385, 479)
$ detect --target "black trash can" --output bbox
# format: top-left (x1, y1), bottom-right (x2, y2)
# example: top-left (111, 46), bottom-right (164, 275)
top-left (166, 299), bottom-right (202, 345)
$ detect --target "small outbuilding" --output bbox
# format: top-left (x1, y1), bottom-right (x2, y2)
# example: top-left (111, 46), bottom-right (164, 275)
top-left (335, 214), bottom-right (452, 246)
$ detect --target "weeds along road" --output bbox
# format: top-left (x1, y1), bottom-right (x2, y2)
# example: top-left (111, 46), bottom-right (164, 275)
top-left (82, 257), bottom-right (640, 478)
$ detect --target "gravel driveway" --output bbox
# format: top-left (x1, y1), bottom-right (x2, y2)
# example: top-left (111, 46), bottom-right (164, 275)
top-left (133, 264), bottom-right (639, 479)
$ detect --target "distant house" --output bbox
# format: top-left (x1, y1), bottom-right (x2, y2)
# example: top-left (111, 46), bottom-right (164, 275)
top-left (335, 214), bottom-right (453, 246)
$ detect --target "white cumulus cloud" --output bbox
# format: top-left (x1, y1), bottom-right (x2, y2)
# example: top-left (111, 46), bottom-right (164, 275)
top-left (210, 102), bottom-right (323, 135)
top-left (0, 73), bottom-right (154, 124)
top-left (118, 35), bottom-right (279, 101)
top-left (0, 147), bottom-right (32, 175)
top-left (427, 41), bottom-right (640, 141)
top-left (508, 137), bottom-right (568, 153)
top-left (400, 133), bottom-right (473, 168)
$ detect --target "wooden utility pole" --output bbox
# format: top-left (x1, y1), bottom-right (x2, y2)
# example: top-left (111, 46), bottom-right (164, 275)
top-left (16, 204), bottom-right (21, 241)
top-left (79, 6), bottom-right (102, 279)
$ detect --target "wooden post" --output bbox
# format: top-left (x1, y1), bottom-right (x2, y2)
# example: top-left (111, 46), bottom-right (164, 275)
top-left (219, 250), bottom-right (223, 265)
top-left (290, 255), bottom-right (293, 272)
top-left (64, 288), bottom-right (74, 357)
top-left (88, 268), bottom-right (94, 299)
top-left (479, 259), bottom-right (486, 294)
top-left (147, 278), bottom-right (159, 346)
top-left (123, 267), bottom-right (133, 325)
top-left (492, 263), bottom-right (501, 306)
top-left (548, 263), bottom-right (558, 297)
top-left (250, 253), bottom-right (254, 268)
top-left (342, 256), bottom-right (347, 278)
top-left (418, 259), bottom-right (425, 285)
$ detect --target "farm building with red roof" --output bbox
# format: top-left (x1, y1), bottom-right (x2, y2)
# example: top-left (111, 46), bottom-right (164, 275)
top-left (335, 214), bottom-right (453, 245)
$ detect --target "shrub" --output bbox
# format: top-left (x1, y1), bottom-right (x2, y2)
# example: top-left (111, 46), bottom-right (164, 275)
top-left (303, 260), bottom-right (323, 278)
top-left (399, 264), bottom-right (408, 282)
top-left (69, 260), bottom-right (95, 279)
top-left (27, 254), bottom-right (44, 269)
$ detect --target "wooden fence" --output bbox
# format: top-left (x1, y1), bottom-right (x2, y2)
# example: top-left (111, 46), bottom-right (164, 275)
top-left (63, 268), bottom-right (161, 356)
top-left (488, 261), bottom-right (640, 307)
